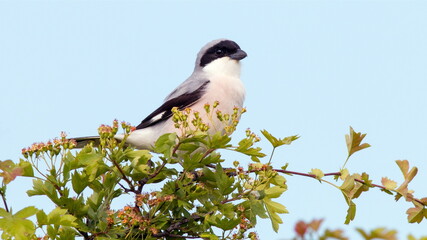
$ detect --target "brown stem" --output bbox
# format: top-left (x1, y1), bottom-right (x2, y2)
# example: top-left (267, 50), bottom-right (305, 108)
top-left (274, 169), bottom-right (425, 206)
top-left (111, 158), bottom-right (136, 193)
top-left (138, 160), bottom-right (168, 192)
top-left (0, 191), bottom-right (9, 212)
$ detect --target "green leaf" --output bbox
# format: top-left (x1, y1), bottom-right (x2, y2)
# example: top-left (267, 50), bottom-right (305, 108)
top-left (71, 172), bottom-right (88, 194)
top-left (310, 168), bottom-right (324, 180)
top-left (126, 150), bottom-right (152, 164)
top-left (47, 207), bottom-right (77, 227)
top-left (75, 149), bottom-right (103, 167)
top-left (264, 199), bottom-right (288, 214)
top-left (215, 164), bottom-right (235, 195)
top-left (264, 186), bottom-right (286, 198)
top-left (209, 215), bottom-right (240, 231)
top-left (85, 159), bottom-right (109, 183)
top-left (154, 133), bottom-right (177, 158)
top-left (381, 177), bottom-right (397, 190)
top-left (14, 206), bottom-right (38, 219)
top-left (208, 132), bottom-right (232, 149)
top-left (395, 160), bottom-right (418, 201)
top-left (36, 210), bottom-right (48, 226)
top-left (406, 204), bottom-right (425, 223)
top-left (264, 198), bottom-right (287, 232)
top-left (271, 174), bottom-right (287, 188)
top-left (261, 130), bottom-right (299, 148)
top-left (0, 207), bottom-right (36, 240)
top-left (18, 159), bottom-right (34, 177)
top-left (340, 175), bottom-right (355, 195)
top-left (200, 233), bottom-right (220, 240)
top-left (344, 201), bottom-right (356, 224)
top-left (0, 160), bottom-right (23, 184)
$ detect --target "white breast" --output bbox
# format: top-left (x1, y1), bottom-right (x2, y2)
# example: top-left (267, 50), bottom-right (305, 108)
top-left (122, 57), bottom-right (246, 150)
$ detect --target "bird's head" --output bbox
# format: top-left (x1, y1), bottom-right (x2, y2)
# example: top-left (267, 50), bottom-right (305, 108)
top-left (195, 39), bottom-right (247, 78)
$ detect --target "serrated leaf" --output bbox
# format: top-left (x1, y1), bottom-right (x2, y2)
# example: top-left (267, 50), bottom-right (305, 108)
top-left (71, 172), bottom-right (88, 194)
top-left (18, 159), bottom-right (34, 177)
top-left (264, 199), bottom-right (288, 214)
top-left (75, 150), bottom-right (103, 167)
top-left (310, 168), bottom-right (324, 180)
top-left (154, 133), bottom-right (177, 158)
top-left (269, 212), bottom-right (283, 232)
top-left (14, 206), bottom-right (38, 219)
top-left (406, 205), bottom-right (425, 223)
top-left (0, 160), bottom-right (23, 184)
top-left (344, 201), bottom-right (356, 224)
top-left (208, 132), bottom-right (232, 149)
top-left (213, 217), bottom-right (240, 231)
top-left (381, 177), bottom-right (397, 190)
top-left (126, 150), bottom-right (151, 164)
top-left (264, 186), bottom-right (286, 198)
top-left (343, 127), bottom-right (371, 168)
top-left (395, 160), bottom-right (418, 201)
top-left (340, 168), bottom-right (350, 181)
top-left (261, 130), bottom-right (299, 148)
top-left (0, 206), bottom-right (36, 240)
top-left (345, 127), bottom-right (371, 158)
top-left (200, 233), bottom-right (219, 240)
top-left (261, 129), bottom-right (279, 147)
top-left (264, 198), bottom-right (287, 232)
top-left (36, 210), bottom-right (48, 226)
top-left (271, 174), bottom-right (287, 188)
top-left (340, 175), bottom-right (355, 194)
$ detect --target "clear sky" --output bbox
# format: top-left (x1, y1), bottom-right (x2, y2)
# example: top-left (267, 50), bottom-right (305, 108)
top-left (1, 0), bottom-right (426, 238)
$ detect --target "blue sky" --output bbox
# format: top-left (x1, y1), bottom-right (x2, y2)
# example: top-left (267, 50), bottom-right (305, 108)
top-left (1, 0), bottom-right (426, 238)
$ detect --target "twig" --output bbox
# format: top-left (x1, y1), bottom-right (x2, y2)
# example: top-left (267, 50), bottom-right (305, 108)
top-left (111, 158), bottom-right (137, 194)
top-left (274, 169), bottom-right (425, 206)
top-left (138, 160), bottom-right (168, 193)
top-left (0, 191), bottom-right (9, 212)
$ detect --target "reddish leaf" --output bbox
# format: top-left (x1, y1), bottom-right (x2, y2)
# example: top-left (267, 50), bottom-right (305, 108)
top-left (294, 220), bottom-right (308, 237)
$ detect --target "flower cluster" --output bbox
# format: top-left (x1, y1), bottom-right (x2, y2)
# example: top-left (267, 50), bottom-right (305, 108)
top-left (231, 205), bottom-right (259, 240)
top-left (21, 132), bottom-right (76, 158)
top-left (245, 128), bottom-right (261, 142)
top-left (135, 192), bottom-right (175, 207)
top-left (171, 107), bottom-right (209, 134)
top-left (117, 206), bottom-right (148, 228)
top-left (248, 163), bottom-right (271, 172)
top-left (98, 119), bottom-right (119, 138)
top-left (171, 101), bottom-right (247, 137)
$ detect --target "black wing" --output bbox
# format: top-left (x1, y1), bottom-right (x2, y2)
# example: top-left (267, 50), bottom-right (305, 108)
top-left (136, 80), bottom-right (210, 130)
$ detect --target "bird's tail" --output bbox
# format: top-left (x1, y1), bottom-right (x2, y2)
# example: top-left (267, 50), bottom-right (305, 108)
top-left (72, 136), bottom-right (101, 148)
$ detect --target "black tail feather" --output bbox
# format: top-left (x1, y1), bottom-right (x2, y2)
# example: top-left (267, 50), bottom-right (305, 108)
top-left (72, 136), bottom-right (101, 148)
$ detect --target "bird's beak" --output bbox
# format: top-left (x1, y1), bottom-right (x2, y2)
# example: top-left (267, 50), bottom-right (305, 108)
top-left (229, 49), bottom-right (247, 60)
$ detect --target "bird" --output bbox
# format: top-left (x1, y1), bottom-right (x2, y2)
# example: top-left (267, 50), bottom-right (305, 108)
top-left (73, 39), bottom-right (247, 150)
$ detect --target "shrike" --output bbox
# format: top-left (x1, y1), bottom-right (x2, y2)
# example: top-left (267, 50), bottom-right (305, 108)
top-left (74, 39), bottom-right (247, 150)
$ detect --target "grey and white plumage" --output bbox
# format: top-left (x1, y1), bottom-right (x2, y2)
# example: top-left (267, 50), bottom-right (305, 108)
top-left (74, 39), bottom-right (247, 150)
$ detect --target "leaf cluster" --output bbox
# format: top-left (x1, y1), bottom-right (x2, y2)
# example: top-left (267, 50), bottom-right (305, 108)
top-left (0, 111), bottom-right (425, 239)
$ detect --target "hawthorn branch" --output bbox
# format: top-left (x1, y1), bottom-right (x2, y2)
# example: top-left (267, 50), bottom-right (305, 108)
top-left (151, 215), bottom-right (203, 239)
top-left (274, 169), bottom-right (425, 206)
top-left (111, 158), bottom-right (137, 194)
top-left (138, 160), bottom-right (168, 193)
top-left (0, 191), bottom-right (9, 212)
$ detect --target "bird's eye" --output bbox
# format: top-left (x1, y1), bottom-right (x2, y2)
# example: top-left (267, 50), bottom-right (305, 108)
top-left (215, 49), bottom-right (224, 55)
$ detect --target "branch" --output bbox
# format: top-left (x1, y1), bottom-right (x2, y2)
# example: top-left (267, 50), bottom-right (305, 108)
top-left (0, 190), bottom-right (9, 212)
top-left (111, 158), bottom-right (137, 194)
top-left (151, 215), bottom-right (203, 239)
top-left (138, 160), bottom-right (168, 193)
top-left (274, 169), bottom-right (426, 206)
